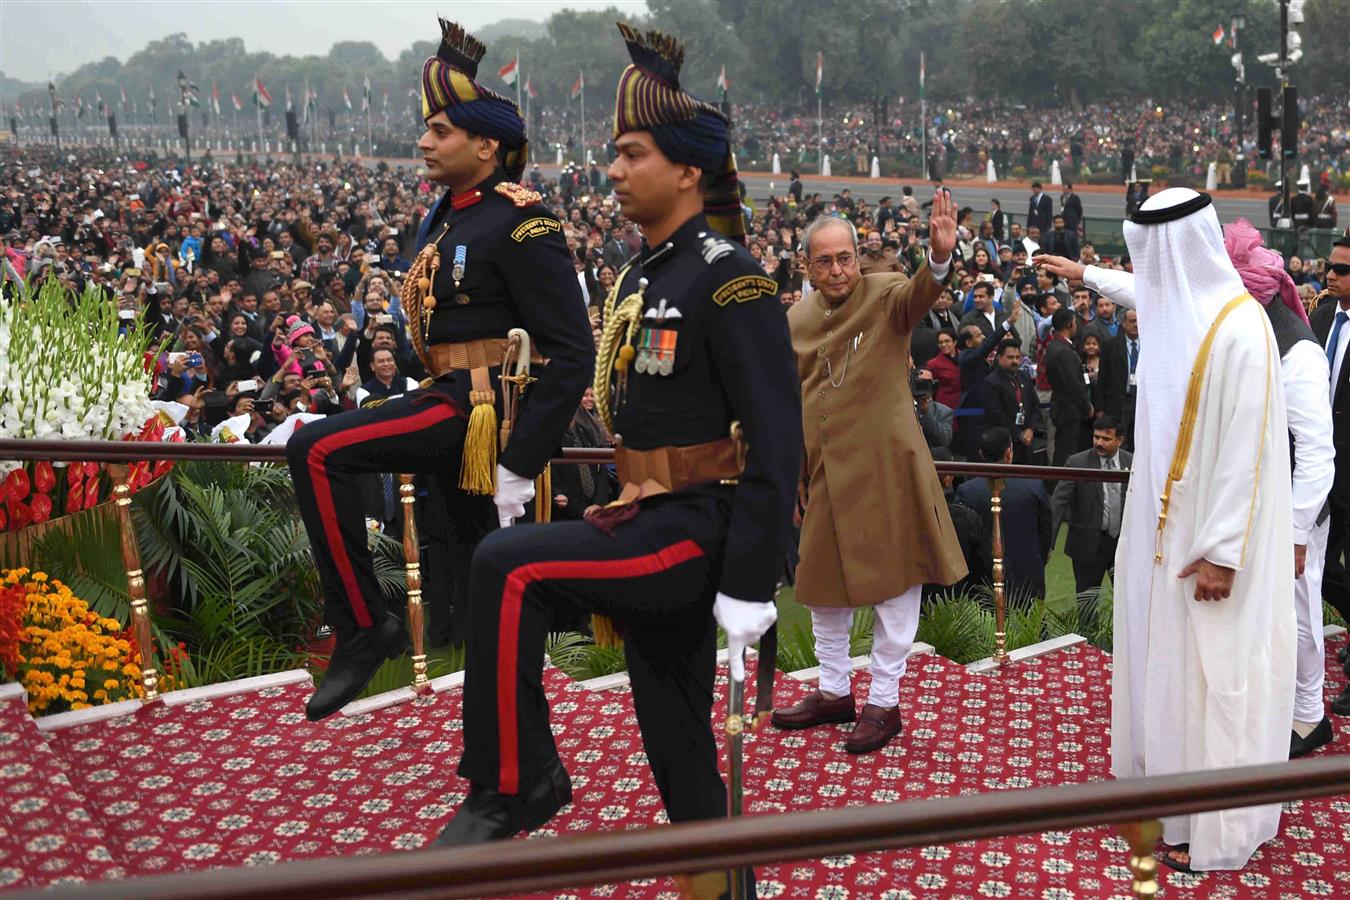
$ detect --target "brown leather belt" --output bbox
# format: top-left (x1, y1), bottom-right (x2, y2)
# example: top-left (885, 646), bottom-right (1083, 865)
top-left (426, 338), bottom-right (545, 378)
top-left (613, 436), bottom-right (742, 504)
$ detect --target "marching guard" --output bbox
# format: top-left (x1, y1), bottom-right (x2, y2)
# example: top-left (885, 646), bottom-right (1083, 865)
top-left (437, 22), bottom-right (801, 891)
top-left (287, 18), bottom-right (594, 721)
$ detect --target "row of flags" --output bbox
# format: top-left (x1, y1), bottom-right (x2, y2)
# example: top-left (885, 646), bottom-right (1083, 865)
top-left (23, 75), bottom-right (396, 120)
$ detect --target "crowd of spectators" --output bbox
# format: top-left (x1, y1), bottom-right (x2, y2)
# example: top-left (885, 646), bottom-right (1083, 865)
top-left (1, 137), bottom-right (1346, 597)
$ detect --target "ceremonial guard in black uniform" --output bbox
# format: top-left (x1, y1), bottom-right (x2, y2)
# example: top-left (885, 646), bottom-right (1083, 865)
top-left (287, 18), bottom-right (593, 721)
top-left (437, 22), bottom-right (802, 879)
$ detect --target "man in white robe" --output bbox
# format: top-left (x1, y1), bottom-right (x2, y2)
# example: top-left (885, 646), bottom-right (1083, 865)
top-left (1038, 221), bottom-right (1334, 759)
top-left (1107, 188), bottom-right (1296, 872)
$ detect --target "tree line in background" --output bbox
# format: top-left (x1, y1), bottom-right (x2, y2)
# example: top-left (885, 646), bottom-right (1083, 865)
top-left (8, 0), bottom-right (1348, 128)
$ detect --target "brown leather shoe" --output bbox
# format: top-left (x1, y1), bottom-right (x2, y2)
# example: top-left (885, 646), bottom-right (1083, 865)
top-left (843, 704), bottom-right (902, 754)
top-left (771, 690), bottom-right (856, 730)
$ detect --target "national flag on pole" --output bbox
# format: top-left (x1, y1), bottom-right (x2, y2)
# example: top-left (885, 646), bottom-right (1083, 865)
top-left (362, 75), bottom-right (371, 111)
top-left (919, 50), bottom-right (926, 100)
top-left (383, 87), bottom-right (389, 109)
top-left (252, 76), bottom-right (272, 109)
top-left (76, 94), bottom-right (85, 118)
top-left (717, 65), bottom-right (730, 94)
top-left (120, 84), bottom-right (128, 111)
top-left (232, 92), bottom-right (244, 112)
top-left (570, 72), bottom-right (584, 99)
top-left (342, 87), bottom-right (352, 111)
top-left (525, 76), bottom-right (537, 100)
top-left (178, 71), bottom-right (200, 107)
top-left (96, 91), bottom-right (106, 118)
top-left (285, 85), bottom-right (294, 112)
top-left (815, 52), bottom-right (823, 93)
top-left (1212, 24), bottom-right (1225, 45)
top-left (211, 80), bottom-right (220, 114)
top-left (499, 56), bottom-right (519, 87)
top-left (148, 86), bottom-right (156, 113)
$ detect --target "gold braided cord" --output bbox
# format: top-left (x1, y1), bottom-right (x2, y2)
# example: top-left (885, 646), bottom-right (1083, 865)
top-left (403, 232), bottom-right (447, 374)
top-left (592, 266), bottom-right (645, 433)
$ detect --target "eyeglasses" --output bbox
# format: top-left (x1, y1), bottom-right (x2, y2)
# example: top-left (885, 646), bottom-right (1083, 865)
top-left (1328, 262), bottom-right (1350, 276)
top-left (810, 253), bottom-right (856, 273)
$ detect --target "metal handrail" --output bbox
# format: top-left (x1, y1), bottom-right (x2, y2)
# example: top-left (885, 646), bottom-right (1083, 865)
top-left (0, 438), bottom-right (1129, 482)
top-left (35, 756), bottom-right (1350, 900)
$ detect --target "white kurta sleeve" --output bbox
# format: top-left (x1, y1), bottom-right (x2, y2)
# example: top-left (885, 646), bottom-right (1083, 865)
top-left (1282, 341), bottom-right (1334, 544)
top-left (1183, 315), bottom-right (1281, 571)
top-left (1083, 266), bottom-right (1136, 310)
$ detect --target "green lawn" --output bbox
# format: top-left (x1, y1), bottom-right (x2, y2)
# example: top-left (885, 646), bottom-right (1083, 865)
top-left (776, 525), bottom-right (1087, 628)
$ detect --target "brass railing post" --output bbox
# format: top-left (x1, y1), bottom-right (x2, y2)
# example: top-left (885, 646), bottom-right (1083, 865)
top-left (989, 476), bottom-right (1007, 665)
top-left (1117, 819), bottom-right (1164, 899)
top-left (399, 474), bottom-right (430, 694)
top-left (106, 463), bottom-right (160, 703)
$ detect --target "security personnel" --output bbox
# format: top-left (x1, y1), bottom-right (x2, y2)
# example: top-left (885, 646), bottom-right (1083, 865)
top-left (436, 22), bottom-right (801, 880)
top-left (286, 17), bottom-right (594, 722)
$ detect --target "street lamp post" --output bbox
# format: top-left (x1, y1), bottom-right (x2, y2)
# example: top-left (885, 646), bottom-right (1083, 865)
top-left (1231, 10), bottom-right (1247, 187)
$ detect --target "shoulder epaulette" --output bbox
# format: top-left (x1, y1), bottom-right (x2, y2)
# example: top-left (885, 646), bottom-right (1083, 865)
top-left (495, 182), bottom-right (542, 208)
top-left (700, 235), bottom-right (738, 265)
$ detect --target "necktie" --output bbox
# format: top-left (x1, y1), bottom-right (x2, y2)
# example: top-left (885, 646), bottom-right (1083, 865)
top-left (1102, 457), bottom-right (1120, 537)
top-left (1128, 339), bottom-right (1138, 372)
top-left (1328, 312), bottom-right (1349, 374)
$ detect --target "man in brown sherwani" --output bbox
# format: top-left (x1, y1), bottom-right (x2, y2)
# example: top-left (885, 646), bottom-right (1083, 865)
top-left (773, 190), bottom-right (968, 753)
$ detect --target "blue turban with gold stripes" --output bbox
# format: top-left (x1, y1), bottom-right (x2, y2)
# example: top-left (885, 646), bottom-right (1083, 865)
top-left (612, 23), bottom-right (744, 239)
top-left (421, 19), bottom-right (528, 181)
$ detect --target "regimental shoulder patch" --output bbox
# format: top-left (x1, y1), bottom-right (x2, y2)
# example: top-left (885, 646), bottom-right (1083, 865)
top-left (712, 274), bottom-right (778, 307)
top-left (510, 217), bottom-right (562, 242)
top-left (701, 236), bottom-right (737, 265)
top-left (495, 182), bottom-right (543, 208)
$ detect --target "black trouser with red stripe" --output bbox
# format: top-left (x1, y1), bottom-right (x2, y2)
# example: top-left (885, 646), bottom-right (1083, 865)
top-left (458, 489), bottom-right (732, 826)
top-left (285, 392), bottom-right (496, 639)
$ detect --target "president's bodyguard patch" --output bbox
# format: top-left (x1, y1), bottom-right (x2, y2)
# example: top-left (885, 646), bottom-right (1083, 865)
top-left (712, 275), bottom-right (777, 306)
top-left (510, 217), bottom-right (562, 242)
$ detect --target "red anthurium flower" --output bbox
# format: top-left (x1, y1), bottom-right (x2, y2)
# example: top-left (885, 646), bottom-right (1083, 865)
top-left (34, 461), bottom-right (56, 495)
top-left (68, 462), bottom-right (84, 488)
top-left (3, 469), bottom-right (31, 503)
top-left (65, 490), bottom-right (83, 515)
top-left (0, 505), bottom-right (7, 531)
top-left (83, 462), bottom-right (99, 478)
top-left (84, 479), bottom-right (101, 509)
top-left (10, 501), bottom-right (33, 528)
top-left (30, 494), bottom-right (52, 524)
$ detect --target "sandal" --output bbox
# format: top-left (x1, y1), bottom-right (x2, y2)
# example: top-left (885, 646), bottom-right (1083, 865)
top-left (1157, 842), bottom-right (1193, 874)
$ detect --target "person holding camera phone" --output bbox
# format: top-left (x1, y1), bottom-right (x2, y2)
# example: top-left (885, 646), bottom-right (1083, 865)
top-left (285, 17), bottom-right (593, 723)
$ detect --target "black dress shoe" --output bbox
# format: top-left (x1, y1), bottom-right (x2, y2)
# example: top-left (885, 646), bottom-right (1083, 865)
top-left (305, 612), bottom-right (405, 721)
top-left (435, 758), bottom-right (572, 846)
top-left (1290, 718), bottom-right (1334, 758)
top-left (1332, 686), bottom-right (1350, 717)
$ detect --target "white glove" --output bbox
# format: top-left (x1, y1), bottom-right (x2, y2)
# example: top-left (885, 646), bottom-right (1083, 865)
top-left (714, 593), bottom-right (777, 682)
top-left (493, 464), bottom-right (535, 528)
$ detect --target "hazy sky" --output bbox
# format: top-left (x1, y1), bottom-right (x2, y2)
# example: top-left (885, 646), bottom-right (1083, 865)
top-left (1, 0), bottom-right (648, 83)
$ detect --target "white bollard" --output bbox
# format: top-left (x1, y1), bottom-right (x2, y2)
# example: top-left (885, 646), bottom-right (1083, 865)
top-left (556, 145), bottom-right (563, 165)
top-left (1299, 163), bottom-right (1311, 185)
top-left (1128, 162), bottom-right (1138, 183)
top-left (1205, 162), bottom-right (1218, 191)
top-left (1051, 159), bottom-right (1062, 185)
top-left (870, 156), bottom-right (880, 179)
top-left (772, 152), bottom-right (781, 174)
top-left (987, 158), bottom-right (997, 182)
top-left (822, 154), bottom-right (831, 177)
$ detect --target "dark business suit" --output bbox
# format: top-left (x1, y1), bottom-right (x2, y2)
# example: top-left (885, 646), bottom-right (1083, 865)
top-left (1061, 191), bottom-right (1083, 235)
top-left (1311, 300), bottom-right (1350, 620)
top-left (1044, 336), bottom-right (1093, 467)
top-left (1050, 447), bottom-right (1131, 635)
top-left (959, 307), bottom-right (1009, 340)
top-left (957, 476), bottom-right (1052, 600)
top-left (977, 366), bottom-right (1041, 464)
top-left (1041, 227), bottom-right (1079, 262)
top-left (1028, 192), bottom-right (1053, 234)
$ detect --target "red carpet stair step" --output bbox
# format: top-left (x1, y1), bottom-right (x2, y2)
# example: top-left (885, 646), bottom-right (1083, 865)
top-left (0, 684), bottom-right (124, 890)
top-left (4, 641), bottom-right (1350, 897)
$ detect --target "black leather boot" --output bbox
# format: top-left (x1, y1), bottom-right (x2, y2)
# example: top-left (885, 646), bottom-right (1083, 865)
top-left (435, 758), bottom-right (572, 846)
top-left (305, 612), bottom-right (405, 721)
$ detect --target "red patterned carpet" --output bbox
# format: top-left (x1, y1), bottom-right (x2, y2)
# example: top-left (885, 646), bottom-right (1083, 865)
top-left (2, 640), bottom-right (1349, 898)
